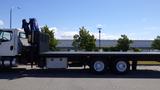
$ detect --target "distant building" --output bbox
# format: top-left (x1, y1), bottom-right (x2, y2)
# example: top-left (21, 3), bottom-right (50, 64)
top-left (56, 40), bottom-right (154, 51)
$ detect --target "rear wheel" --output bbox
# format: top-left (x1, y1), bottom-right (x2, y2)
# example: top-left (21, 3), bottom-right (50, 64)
top-left (90, 60), bottom-right (107, 74)
top-left (112, 59), bottom-right (130, 74)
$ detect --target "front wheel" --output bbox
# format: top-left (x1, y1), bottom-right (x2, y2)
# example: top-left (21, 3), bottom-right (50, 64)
top-left (90, 60), bottom-right (107, 74)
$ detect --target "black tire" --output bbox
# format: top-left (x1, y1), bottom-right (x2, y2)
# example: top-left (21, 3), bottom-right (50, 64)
top-left (90, 60), bottom-right (107, 74)
top-left (112, 59), bottom-right (130, 74)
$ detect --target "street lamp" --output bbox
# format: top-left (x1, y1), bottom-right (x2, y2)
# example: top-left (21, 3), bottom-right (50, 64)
top-left (10, 7), bottom-right (20, 29)
top-left (97, 27), bottom-right (102, 50)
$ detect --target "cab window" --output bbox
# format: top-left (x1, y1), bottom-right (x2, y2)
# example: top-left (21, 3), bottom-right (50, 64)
top-left (19, 32), bottom-right (26, 38)
top-left (0, 31), bottom-right (12, 42)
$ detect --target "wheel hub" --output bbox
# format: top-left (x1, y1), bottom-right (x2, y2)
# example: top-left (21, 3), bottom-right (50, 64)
top-left (94, 61), bottom-right (105, 72)
top-left (116, 61), bottom-right (127, 72)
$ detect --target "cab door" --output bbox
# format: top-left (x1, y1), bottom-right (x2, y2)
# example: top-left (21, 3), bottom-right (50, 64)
top-left (0, 30), bottom-right (14, 56)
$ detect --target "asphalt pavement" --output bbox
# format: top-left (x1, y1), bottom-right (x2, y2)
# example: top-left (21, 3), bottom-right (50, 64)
top-left (0, 66), bottom-right (160, 90)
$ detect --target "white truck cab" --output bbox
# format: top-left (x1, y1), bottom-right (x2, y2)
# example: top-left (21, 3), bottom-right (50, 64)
top-left (0, 29), bottom-right (25, 66)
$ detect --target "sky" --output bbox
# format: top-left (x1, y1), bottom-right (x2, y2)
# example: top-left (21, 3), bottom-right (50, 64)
top-left (0, 0), bottom-right (160, 40)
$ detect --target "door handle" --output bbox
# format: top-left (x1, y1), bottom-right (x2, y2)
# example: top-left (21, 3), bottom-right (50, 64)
top-left (0, 39), bottom-right (2, 45)
top-left (10, 46), bottom-right (14, 51)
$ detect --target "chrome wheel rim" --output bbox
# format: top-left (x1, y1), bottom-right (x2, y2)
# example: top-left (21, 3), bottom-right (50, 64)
top-left (94, 61), bottom-right (105, 72)
top-left (116, 61), bottom-right (127, 72)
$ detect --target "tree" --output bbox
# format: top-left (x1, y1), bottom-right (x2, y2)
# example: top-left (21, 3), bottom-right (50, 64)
top-left (72, 34), bottom-right (80, 50)
top-left (72, 27), bottom-right (96, 51)
top-left (152, 36), bottom-right (160, 50)
top-left (41, 25), bottom-right (58, 50)
top-left (116, 35), bottom-right (132, 51)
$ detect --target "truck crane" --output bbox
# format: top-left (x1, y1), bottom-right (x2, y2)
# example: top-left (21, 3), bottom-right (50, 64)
top-left (0, 18), bottom-right (160, 74)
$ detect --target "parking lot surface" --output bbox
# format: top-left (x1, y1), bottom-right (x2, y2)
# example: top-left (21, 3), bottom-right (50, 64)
top-left (0, 66), bottom-right (160, 90)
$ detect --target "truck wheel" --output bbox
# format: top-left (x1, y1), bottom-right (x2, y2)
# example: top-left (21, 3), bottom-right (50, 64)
top-left (90, 60), bottom-right (107, 74)
top-left (112, 59), bottom-right (130, 74)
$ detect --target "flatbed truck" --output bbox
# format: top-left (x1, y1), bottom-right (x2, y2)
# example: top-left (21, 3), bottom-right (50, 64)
top-left (0, 21), bottom-right (160, 74)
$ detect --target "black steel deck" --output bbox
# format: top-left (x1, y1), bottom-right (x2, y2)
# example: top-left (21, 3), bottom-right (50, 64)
top-left (40, 51), bottom-right (160, 61)
top-left (41, 51), bottom-right (160, 55)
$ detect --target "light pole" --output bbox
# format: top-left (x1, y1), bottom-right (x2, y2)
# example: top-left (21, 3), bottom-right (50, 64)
top-left (98, 27), bottom-right (102, 50)
top-left (10, 7), bottom-right (20, 29)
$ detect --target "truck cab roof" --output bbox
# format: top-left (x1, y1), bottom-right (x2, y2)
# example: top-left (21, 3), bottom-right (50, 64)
top-left (0, 28), bottom-right (24, 32)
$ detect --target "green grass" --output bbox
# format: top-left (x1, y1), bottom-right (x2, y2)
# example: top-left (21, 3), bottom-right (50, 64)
top-left (129, 61), bottom-right (160, 65)
top-left (137, 61), bottom-right (160, 65)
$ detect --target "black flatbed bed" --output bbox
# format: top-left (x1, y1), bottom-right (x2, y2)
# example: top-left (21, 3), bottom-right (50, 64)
top-left (40, 51), bottom-right (160, 61)
top-left (41, 51), bottom-right (160, 55)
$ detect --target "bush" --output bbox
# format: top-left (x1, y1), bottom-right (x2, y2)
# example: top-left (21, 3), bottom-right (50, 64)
top-left (103, 46), bottom-right (120, 52)
top-left (132, 48), bottom-right (142, 52)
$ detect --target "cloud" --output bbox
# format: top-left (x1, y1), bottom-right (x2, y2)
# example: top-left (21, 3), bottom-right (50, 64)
top-left (49, 27), bottom-right (58, 32)
top-left (0, 20), bottom-right (4, 26)
top-left (97, 24), bottom-right (103, 28)
top-left (56, 31), bottom-right (78, 39)
top-left (56, 30), bottom-right (119, 40)
top-left (42, 26), bottom-right (155, 40)
top-left (144, 26), bottom-right (160, 30)
top-left (45, 26), bottom-right (119, 40)
top-left (46, 27), bottom-right (77, 39)
top-left (90, 32), bottom-right (119, 40)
